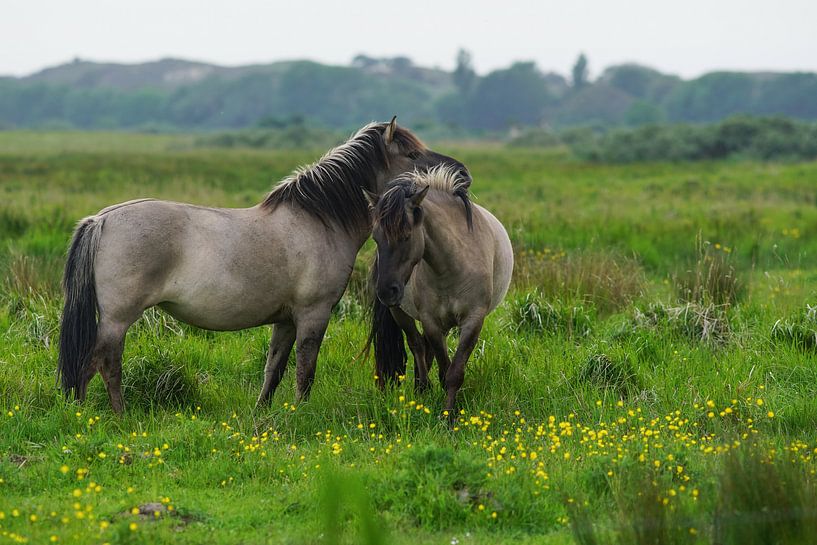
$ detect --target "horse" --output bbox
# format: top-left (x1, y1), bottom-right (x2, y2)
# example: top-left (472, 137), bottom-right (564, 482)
top-left (367, 165), bottom-right (513, 420)
top-left (58, 118), bottom-right (471, 413)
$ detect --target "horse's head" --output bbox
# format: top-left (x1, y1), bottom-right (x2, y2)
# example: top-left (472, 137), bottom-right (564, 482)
top-left (369, 177), bottom-right (432, 307)
top-left (375, 116), bottom-right (470, 194)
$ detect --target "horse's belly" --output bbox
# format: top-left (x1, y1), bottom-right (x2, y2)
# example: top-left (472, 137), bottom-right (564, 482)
top-left (158, 298), bottom-right (288, 331)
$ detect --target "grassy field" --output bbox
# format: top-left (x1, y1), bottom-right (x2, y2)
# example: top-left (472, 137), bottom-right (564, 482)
top-left (1, 131), bottom-right (817, 544)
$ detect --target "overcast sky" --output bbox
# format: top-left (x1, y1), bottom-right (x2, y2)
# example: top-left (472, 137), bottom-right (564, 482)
top-left (2, 0), bottom-right (816, 78)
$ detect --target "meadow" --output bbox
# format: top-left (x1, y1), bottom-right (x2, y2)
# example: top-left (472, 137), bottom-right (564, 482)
top-left (1, 131), bottom-right (817, 544)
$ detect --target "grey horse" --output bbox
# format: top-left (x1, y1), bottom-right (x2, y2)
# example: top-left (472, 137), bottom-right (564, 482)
top-left (58, 118), bottom-right (470, 413)
top-left (367, 166), bottom-right (513, 420)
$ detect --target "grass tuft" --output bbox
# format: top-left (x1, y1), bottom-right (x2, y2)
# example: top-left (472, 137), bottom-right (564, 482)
top-left (714, 450), bottom-right (817, 544)
top-left (120, 349), bottom-right (201, 409)
top-left (577, 353), bottom-right (641, 397)
top-left (635, 302), bottom-right (732, 345)
top-left (504, 290), bottom-right (594, 337)
top-left (514, 249), bottom-right (645, 314)
top-left (676, 238), bottom-right (744, 307)
top-left (771, 304), bottom-right (817, 351)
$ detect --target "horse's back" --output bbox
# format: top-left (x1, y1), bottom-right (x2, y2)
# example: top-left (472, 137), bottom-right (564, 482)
top-left (89, 198), bottom-right (359, 329)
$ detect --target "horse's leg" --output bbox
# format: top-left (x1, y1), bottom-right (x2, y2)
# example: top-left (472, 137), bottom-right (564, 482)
top-left (443, 314), bottom-right (485, 423)
top-left (423, 333), bottom-right (436, 380)
top-left (257, 321), bottom-right (296, 406)
top-left (424, 327), bottom-right (451, 392)
top-left (92, 318), bottom-right (130, 415)
top-left (293, 308), bottom-right (332, 402)
top-left (390, 308), bottom-right (429, 392)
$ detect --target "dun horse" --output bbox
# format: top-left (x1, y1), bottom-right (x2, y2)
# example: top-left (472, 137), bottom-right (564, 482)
top-left (368, 166), bottom-right (513, 420)
top-left (58, 118), bottom-right (470, 413)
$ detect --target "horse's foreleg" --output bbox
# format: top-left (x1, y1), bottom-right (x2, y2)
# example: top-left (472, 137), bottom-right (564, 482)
top-left (257, 321), bottom-right (296, 406)
top-left (424, 327), bottom-right (451, 392)
top-left (390, 308), bottom-right (429, 392)
top-left (443, 314), bottom-right (485, 423)
top-left (293, 309), bottom-right (331, 402)
top-left (94, 319), bottom-right (129, 415)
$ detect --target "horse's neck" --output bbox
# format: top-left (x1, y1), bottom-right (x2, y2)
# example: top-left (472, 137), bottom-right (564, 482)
top-left (416, 203), bottom-right (459, 280)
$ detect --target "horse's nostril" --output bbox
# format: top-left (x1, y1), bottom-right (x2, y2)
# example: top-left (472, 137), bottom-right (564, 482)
top-left (389, 284), bottom-right (400, 297)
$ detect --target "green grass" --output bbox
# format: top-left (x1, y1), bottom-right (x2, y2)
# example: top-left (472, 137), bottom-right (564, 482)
top-left (1, 132), bottom-right (817, 544)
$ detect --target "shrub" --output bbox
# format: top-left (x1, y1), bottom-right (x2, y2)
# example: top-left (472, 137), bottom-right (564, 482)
top-left (562, 116), bottom-right (817, 163)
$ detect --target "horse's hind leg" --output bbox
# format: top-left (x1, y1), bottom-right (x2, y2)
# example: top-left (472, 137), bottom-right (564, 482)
top-left (443, 314), bottom-right (485, 423)
top-left (390, 308), bottom-right (429, 392)
top-left (257, 321), bottom-right (296, 406)
top-left (93, 319), bottom-right (130, 415)
top-left (293, 307), bottom-right (332, 402)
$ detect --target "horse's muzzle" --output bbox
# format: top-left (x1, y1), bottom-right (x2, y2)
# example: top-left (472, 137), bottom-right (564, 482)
top-left (377, 284), bottom-right (403, 307)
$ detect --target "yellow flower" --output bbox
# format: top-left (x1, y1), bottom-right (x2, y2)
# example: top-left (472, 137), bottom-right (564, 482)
top-left (129, 522), bottom-right (138, 531)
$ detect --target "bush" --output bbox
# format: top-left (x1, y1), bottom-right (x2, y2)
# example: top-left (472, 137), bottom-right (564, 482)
top-left (194, 126), bottom-right (343, 150)
top-left (563, 116), bottom-right (817, 163)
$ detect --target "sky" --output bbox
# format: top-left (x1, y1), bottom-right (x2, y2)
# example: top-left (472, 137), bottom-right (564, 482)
top-left (2, 0), bottom-right (816, 79)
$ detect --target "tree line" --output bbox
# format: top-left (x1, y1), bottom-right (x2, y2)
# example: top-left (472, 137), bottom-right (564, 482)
top-left (1, 53), bottom-right (816, 132)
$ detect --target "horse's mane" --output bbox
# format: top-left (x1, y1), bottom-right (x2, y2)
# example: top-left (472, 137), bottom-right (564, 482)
top-left (373, 164), bottom-right (473, 242)
top-left (261, 122), bottom-right (426, 233)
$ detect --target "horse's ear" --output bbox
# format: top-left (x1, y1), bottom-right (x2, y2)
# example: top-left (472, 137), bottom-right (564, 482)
top-left (362, 188), bottom-right (379, 208)
top-left (409, 184), bottom-right (429, 207)
top-left (384, 116), bottom-right (397, 145)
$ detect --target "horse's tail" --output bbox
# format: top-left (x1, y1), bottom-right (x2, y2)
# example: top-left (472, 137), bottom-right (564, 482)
top-left (365, 257), bottom-right (406, 388)
top-left (58, 216), bottom-right (104, 399)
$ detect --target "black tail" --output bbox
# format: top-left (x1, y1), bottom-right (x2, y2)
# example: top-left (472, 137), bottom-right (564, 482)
top-left (366, 257), bottom-right (406, 388)
top-left (57, 217), bottom-right (103, 399)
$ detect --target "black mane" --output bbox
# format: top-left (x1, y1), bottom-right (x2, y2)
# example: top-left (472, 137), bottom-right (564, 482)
top-left (374, 167), bottom-right (473, 242)
top-left (262, 122), bottom-right (425, 234)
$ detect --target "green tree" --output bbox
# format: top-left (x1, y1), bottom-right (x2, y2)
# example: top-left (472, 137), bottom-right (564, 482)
top-left (572, 53), bottom-right (589, 89)
top-left (453, 49), bottom-right (476, 95)
top-left (465, 62), bottom-right (552, 130)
